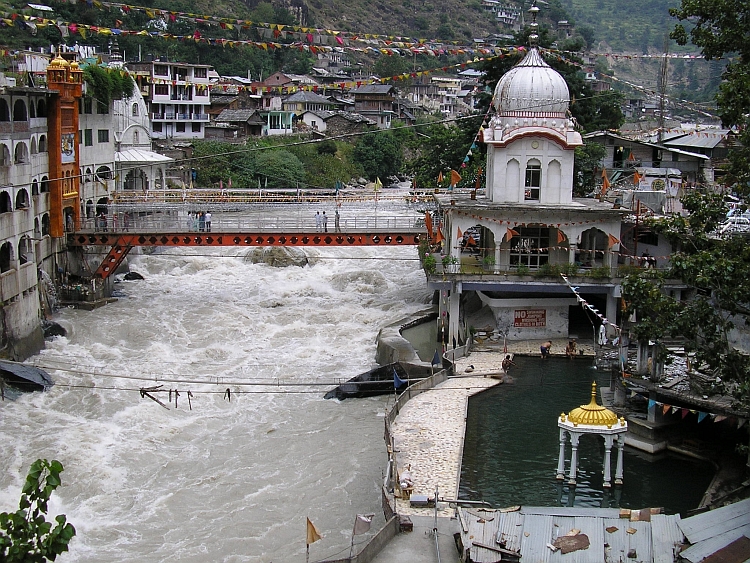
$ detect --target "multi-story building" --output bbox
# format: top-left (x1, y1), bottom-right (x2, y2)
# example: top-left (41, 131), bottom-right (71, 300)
top-left (129, 60), bottom-right (212, 141)
top-left (350, 85), bottom-right (395, 129)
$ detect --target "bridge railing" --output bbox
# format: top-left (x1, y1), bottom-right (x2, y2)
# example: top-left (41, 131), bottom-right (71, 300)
top-left (77, 212), bottom-right (425, 234)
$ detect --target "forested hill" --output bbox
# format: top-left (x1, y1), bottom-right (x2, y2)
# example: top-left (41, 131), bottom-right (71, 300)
top-left (1, 0), bottom-right (689, 55)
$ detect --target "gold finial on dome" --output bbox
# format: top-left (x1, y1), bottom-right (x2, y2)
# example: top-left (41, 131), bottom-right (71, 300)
top-left (565, 382), bottom-right (619, 427)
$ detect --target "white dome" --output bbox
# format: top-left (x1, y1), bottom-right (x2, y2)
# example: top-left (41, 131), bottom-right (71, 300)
top-left (493, 48), bottom-right (570, 115)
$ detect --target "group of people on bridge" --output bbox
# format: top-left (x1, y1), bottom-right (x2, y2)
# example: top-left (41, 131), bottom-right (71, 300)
top-left (187, 211), bottom-right (212, 232)
top-left (315, 210), bottom-right (341, 233)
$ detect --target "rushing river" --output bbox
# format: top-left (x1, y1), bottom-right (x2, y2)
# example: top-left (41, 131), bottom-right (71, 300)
top-left (0, 244), bottom-right (430, 563)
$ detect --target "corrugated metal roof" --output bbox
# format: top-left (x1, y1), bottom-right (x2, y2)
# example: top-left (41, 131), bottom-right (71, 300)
top-left (678, 498), bottom-right (750, 543)
top-left (459, 507), bottom-right (682, 563)
top-left (651, 514), bottom-right (684, 563)
top-left (679, 527), bottom-right (750, 563)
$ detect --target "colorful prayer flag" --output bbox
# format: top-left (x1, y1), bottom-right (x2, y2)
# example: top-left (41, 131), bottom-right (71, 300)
top-left (450, 169), bottom-right (462, 186)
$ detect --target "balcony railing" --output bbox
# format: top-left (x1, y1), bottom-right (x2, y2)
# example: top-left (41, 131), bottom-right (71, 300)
top-left (193, 113), bottom-right (208, 120)
top-left (177, 113), bottom-right (190, 120)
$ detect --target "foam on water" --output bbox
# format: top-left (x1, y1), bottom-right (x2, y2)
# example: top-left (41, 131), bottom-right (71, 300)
top-left (0, 244), bottom-right (429, 562)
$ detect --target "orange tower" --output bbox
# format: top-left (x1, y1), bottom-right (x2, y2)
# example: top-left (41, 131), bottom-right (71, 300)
top-left (46, 54), bottom-right (83, 237)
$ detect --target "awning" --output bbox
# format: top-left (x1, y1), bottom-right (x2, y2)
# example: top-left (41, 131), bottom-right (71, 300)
top-left (114, 148), bottom-right (173, 165)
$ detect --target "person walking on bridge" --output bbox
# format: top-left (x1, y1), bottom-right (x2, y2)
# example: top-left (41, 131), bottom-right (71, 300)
top-left (323, 211), bottom-right (328, 232)
top-left (315, 211), bottom-right (322, 232)
top-left (205, 210), bottom-right (212, 232)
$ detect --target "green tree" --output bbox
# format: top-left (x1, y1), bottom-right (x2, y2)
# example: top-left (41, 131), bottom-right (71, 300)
top-left (622, 190), bottom-right (750, 408)
top-left (351, 131), bottom-right (403, 181)
top-left (407, 115), bottom-right (484, 190)
top-left (255, 149), bottom-right (306, 190)
top-left (671, 0), bottom-right (750, 192)
top-left (573, 141), bottom-right (606, 196)
top-left (0, 459), bottom-right (76, 562)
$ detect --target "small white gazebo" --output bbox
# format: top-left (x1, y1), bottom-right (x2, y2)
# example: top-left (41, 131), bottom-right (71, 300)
top-left (556, 382), bottom-right (628, 488)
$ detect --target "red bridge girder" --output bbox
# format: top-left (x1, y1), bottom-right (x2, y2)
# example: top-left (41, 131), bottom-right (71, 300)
top-left (68, 231), bottom-right (423, 279)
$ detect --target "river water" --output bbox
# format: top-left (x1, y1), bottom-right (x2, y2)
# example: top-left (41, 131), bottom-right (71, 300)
top-left (0, 244), bottom-right (430, 563)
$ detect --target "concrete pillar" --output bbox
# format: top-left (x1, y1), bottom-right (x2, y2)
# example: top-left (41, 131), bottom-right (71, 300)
top-left (569, 243), bottom-right (576, 266)
top-left (568, 433), bottom-right (580, 485)
top-left (605, 292), bottom-right (617, 326)
top-left (615, 435), bottom-right (625, 485)
top-left (556, 428), bottom-right (567, 479)
top-left (448, 282), bottom-right (461, 348)
top-left (602, 435), bottom-right (614, 488)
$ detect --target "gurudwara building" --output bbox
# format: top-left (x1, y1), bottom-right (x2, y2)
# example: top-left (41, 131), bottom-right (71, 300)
top-left (430, 16), bottom-right (625, 347)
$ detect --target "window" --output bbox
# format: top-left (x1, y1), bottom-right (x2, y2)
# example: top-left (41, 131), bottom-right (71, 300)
top-left (97, 129), bottom-right (110, 143)
top-left (155, 85), bottom-right (168, 96)
top-left (84, 129), bottom-right (93, 147)
top-left (524, 161), bottom-right (541, 201)
top-left (191, 122), bottom-right (201, 132)
top-left (194, 67), bottom-right (207, 78)
top-left (153, 122), bottom-right (163, 132)
top-left (510, 227), bottom-right (549, 269)
top-left (84, 97), bottom-right (92, 114)
top-left (176, 123), bottom-right (185, 132)
top-left (132, 103), bottom-right (139, 116)
top-left (154, 65), bottom-right (168, 76)
top-left (12, 99), bottom-right (27, 121)
top-left (96, 101), bottom-right (109, 114)
top-left (78, 130), bottom-right (82, 144)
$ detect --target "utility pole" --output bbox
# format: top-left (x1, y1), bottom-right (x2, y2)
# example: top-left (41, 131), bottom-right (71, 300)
top-left (657, 34), bottom-right (669, 143)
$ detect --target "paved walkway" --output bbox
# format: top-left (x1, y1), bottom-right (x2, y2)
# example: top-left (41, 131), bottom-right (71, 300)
top-left (391, 355), bottom-right (505, 518)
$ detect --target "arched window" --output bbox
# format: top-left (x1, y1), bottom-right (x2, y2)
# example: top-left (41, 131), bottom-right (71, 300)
top-left (0, 99), bottom-right (9, 121)
top-left (133, 130), bottom-right (139, 144)
top-left (0, 144), bottom-right (9, 166)
top-left (96, 166), bottom-right (112, 181)
top-left (0, 241), bottom-right (13, 273)
top-left (86, 167), bottom-right (92, 183)
top-left (12, 99), bottom-right (27, 121)
top-left (14, 142), bottom-right (29, 164)
top-left (34, 217), bottom-right (40, 234)
top-left (37, 99), bottom-right (47, 118)
top-left (41, 213), bottom-right (50, 235)
top-left (524, 159), bottom-right (542, 201)
top-left (32, 180), bottom-right (39, 196)
top-left (18, 236), bottom-right (32, 265)
top-left (38, 135), bottom-right (47, 153)
top-left (30, 137), bottom-right (37, 155)
top-left (0, 192), bottom-right (11, 213)
top-left (132, 103), bottom-right (139, 116)
top-left (40, 176), bottom-right (49, 193)
top-left (15, 189), bottom-right (29, 209)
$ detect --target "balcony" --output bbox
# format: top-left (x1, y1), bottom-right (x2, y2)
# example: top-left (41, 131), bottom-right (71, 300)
top-left (177, 113), bottom-right (191, 120)
top-left (192, 113), bottom-right (208, 120)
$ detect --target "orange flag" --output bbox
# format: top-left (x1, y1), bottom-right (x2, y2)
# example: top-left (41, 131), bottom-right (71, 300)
top-left (557, 230), bottom-right (566, 244)
top-left (607, 234), bottom-right (620, 247)
top-left (633, 171), bottom-right (641, 185)
top-left (601, 168), bottom-right (610, 195)
top-left (457, 227), bottom-right (463, 239)
top-left (306, 518), bottom-right (323, 545)
top-left (424, 212), bottom-right (433, 241)
top-left (505, 228), bottom-right (519, 241)
top-left (437, 171), bottom-right (444, 184)
top-left (435, 228), bottom-right (444, 243)
top-left (450, 169), bottom-right (462, 186)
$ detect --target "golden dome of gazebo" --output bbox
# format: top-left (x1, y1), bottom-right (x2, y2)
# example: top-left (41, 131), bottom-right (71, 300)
top-left (565, 382), bottom-right (620, 427)
top-left (48, 54), bottom-right (70, 69)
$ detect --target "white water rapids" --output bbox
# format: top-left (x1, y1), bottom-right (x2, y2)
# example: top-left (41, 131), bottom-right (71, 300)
top-left (0, 242), bottom-right (430, 562)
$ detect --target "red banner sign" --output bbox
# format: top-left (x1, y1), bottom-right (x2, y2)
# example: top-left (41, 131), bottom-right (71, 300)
top-left (514, 309), bottom-right (546, 328)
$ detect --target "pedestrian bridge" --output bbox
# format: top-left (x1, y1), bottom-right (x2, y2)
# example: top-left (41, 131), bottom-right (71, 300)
top-left (68, 196), bottom-right (428, 279)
